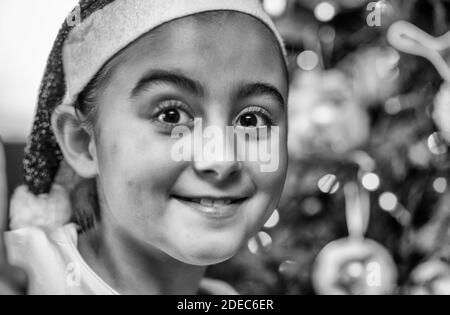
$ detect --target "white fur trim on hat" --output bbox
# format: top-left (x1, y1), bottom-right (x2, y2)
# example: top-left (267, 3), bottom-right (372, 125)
top-left (9, 185), bottom-right (72, 230)
top-left (62, 0), bottom-right (287, 106)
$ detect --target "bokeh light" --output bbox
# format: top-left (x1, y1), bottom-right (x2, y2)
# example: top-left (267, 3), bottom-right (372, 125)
top-left (263, 0), bottom-right (288, 17)
top-left (362, 173), bottom-right (381, 191)
top-left (384, 97), bottom-right (402, 115)
top-left (314, 1), bottom-right (336, 22)
top-left (297, 50), bottom-right (320, 71)
top-left (248, 231), bottom-right (273, 254)
top-left (379, 192), bottom-right (398, 212)
top-left (428, 133), bottom-right (448, 155)
top-left (433, 177), bottom-right (448, 194)
top-left (318, 174), bottom-right (340, 194)
top-left (264, 209), bottom-right (280, 229)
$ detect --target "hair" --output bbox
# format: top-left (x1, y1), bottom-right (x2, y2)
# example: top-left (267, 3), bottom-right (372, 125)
top-left (69, 10), bottom-right (288, 231)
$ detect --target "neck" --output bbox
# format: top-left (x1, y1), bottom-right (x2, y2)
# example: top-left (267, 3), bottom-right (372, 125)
top-left (77, 218), bottom-right (206, 295)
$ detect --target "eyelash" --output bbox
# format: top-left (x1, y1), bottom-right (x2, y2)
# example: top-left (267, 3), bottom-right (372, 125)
top-left (236, 106), bottom-right (277, 128)
top-left (151, 100), bottom-right (195, 128)
top-left (150, 101), bottom-right (277, 129)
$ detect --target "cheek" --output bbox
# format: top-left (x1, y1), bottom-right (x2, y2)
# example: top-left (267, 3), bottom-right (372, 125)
top-left (247, 128), bottom-right (288, 190)
top-left (95, 124), bottom-right (184, 221)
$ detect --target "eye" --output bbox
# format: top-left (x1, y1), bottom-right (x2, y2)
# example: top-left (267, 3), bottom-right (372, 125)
top-left (152, 101), bottom-right (194, 126)
top-left (235, 106), bottom-right (275, 128)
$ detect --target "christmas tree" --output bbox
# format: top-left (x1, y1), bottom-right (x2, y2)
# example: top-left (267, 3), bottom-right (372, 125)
top-left (206, 0), bottom-right (450, 295)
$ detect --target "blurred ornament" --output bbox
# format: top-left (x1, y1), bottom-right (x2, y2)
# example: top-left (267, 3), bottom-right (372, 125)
top-left (313, 238), bottom-right (398, 295)
top-left (388, 21), bottom-right (450, 83)
top-left (432, 83), bottom-right (450, 143)
top-left (288, 71), bottom-right (370, 159)
top-left (312, 182), bottom-right (397, 295)
top-left (388, 21), bottom-right (450, 147)
top-left (409, 260), bottom-right (450, 295)
top-left (349, 47), bottom-right (400, 106)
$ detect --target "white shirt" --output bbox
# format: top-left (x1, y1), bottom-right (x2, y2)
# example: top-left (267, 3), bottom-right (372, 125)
top-left (5, 224), bottom-right (237, 295)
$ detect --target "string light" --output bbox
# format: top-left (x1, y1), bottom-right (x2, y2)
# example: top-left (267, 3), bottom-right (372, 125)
top-left (314, 1), bottom-right (336, 22)
top-left (297, 50), bottom-right (319, 71)
top-left (263, 0), bottom-right (288, 17)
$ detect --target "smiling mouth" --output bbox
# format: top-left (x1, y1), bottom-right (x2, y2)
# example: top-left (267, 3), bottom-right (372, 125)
top-left (172, 196), bottom-right (248, 206)
top-left (171, 195), bottom-right (249, 219)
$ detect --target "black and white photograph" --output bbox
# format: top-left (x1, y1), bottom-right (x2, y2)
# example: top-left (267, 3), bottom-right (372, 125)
top-left (1, 0), bottom-right (450, 299)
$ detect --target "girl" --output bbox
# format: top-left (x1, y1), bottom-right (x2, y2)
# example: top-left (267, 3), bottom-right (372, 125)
top-left (0, 0), bottom-right (288, 295)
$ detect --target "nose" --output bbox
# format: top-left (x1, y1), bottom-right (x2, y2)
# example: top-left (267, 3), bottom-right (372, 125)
top-left (191, 111), bottom-right (244, 183)
top-left (193, 159), bottom-right (243, 183)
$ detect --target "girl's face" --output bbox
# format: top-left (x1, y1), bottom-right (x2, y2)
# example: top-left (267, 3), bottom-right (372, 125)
top-left (93, 13), bottom-right (288, 265)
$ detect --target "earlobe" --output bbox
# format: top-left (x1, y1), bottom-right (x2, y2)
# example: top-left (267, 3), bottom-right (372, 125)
top-left (51, 105), bottom-right (98, 179)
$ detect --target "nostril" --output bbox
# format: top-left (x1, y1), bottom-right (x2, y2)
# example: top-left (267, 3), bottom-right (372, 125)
top-left (193, 160), bottom-right (243, 182)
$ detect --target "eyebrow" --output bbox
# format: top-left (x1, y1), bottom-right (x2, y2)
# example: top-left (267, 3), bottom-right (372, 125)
top-left (131, 70), bottom-right (205, 98)
top-left (236, 82), bottom-right (286, 108)
top-left (130, 70), bottom-right (286, 108)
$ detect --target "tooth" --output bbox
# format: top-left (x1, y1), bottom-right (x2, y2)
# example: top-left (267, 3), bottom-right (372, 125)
top-left (200, 199), bottom-right (214, 207)
top-left (214, 200), bottom-right (226, 207)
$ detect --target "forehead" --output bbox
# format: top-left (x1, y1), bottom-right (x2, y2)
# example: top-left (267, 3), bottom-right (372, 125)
top-left (109, 12), bottom-right (287, 95)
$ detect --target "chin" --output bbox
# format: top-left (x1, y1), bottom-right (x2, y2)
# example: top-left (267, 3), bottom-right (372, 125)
top-left (177, 238), bottom-right (244, 266)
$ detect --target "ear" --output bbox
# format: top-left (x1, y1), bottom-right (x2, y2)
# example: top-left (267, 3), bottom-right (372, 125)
top-left (51, 105), bottom-right (98, 179)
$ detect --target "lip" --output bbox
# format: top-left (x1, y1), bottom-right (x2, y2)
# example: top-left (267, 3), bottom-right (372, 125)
top-left (171, 195), bottom-right (249, 219)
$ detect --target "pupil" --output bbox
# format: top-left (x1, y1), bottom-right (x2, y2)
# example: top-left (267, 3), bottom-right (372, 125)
top-left (240, 114), bottom-right (257, 127)
top-left (163, 109), bottom-right (180, 123)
